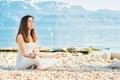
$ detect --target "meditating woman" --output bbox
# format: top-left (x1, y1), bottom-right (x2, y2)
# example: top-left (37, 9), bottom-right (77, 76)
top-left (15, 15), bottom-right (61, 70)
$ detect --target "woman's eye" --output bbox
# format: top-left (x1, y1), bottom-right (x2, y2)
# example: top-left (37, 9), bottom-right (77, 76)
top-left (28, 21), bottom-right (31, 23)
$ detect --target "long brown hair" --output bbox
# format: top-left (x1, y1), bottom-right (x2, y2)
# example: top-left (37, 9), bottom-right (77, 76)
top-left (16, 15), bottom-right (37, 42)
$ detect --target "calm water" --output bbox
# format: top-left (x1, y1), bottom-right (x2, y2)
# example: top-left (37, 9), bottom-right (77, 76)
top-left (0, 1), bottom-right (120, 55)
top-left (0, 25), bottom-right (120, 52)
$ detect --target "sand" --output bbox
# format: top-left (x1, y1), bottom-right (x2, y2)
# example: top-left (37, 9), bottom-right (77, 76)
top-left (0, 52), bottom-right (120, 80)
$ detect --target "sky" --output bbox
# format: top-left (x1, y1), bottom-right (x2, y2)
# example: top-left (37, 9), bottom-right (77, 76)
top-left (3, 0), bottom-right (120, 10)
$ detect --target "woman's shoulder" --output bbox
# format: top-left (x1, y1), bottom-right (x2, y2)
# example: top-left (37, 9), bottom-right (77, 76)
top-left (16, 34), bottom-right (24, 42)
top-left (17, 34), bottom-right (23, 39)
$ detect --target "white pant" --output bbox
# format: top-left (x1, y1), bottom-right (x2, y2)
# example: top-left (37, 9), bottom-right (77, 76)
top-left (16, 56), bottom-right (58, 70)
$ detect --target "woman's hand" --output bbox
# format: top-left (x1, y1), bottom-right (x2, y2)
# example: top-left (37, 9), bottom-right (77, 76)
top-left (54, 53), bottom-right (62, 58)
top-left (29, 53), bottom-right (36, 59)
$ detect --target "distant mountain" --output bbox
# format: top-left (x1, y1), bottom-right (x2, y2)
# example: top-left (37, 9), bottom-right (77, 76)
top-left (0, 1), bottom-right (120, 28)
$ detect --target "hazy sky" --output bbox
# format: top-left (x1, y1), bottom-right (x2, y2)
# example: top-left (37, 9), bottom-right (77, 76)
top-left (5, 0), bottom-right (120, 10)
top-left (42, 0), bottom-right (120, 10)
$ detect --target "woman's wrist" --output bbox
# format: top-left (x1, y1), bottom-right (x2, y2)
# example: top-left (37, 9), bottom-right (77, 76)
top-left (24, 54), bottom-right (30, 58)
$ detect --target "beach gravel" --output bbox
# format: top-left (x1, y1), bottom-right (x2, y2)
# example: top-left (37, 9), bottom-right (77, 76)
top-left (0, 52), bottom-right (120, 80)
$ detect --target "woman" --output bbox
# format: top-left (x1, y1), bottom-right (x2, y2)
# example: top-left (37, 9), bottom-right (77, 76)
top-left (15, 15), bottom-right (61, 70)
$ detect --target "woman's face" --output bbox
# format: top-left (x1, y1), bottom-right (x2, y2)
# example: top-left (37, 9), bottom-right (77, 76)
top-left (27, 17), bottom-right (34, 30)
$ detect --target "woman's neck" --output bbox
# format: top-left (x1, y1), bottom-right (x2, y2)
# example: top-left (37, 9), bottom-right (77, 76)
top-left (27, 29), bottom-right (33, 42)
top-left (28, 30), bottom-right (31, 35)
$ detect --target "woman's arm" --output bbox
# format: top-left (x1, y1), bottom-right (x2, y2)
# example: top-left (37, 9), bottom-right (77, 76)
top-left (16, 34), bottom-right (35, 58)
top-left (33, 44), bottom-right (61, 58)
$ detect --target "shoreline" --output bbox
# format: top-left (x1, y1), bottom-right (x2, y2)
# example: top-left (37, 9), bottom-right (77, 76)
top-left (0, 47), bottom-right (100, 54)
top-left (1, 46), bottom-right (120, 54)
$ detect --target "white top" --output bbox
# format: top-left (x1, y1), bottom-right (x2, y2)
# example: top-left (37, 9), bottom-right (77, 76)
top-left (16, 42), bottom-right (58, 70)
top-left (17, 43), bottom-right (36, 60)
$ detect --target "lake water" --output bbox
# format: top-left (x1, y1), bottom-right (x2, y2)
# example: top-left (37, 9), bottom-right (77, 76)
top-left (0, 25), bottom-right (120, 53)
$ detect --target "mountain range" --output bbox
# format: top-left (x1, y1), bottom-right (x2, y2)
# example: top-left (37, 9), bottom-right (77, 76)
top-left (0, 1), bottom-right (120, 28)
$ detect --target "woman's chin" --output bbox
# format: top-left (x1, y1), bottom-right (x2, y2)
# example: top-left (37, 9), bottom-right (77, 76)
top-left (31, 27), bottom-right (34, 29)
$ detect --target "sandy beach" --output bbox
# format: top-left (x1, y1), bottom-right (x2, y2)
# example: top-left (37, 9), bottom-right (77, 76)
top-left (0, 52), bottom-right (120, 80)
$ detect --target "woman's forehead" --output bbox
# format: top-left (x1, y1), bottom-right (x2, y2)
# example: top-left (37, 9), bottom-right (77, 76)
top-left (28, 17), bottom-right (34, 21)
